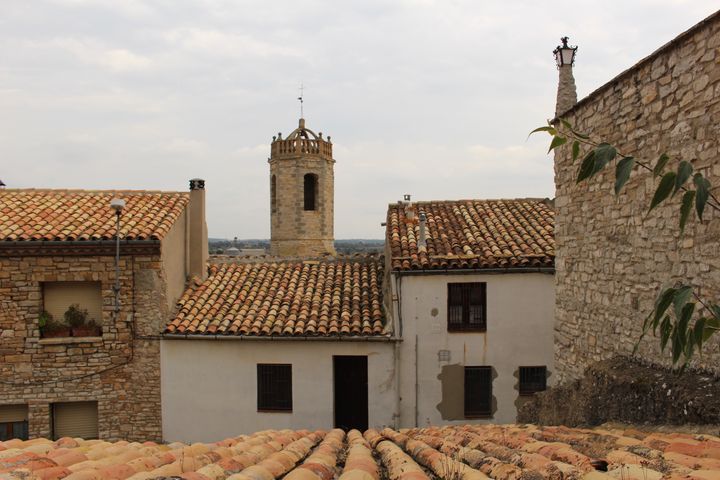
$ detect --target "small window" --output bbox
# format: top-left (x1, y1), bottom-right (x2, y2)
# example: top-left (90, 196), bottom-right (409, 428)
top-left (303, 173), bottom-right (318, 211)
top-left (257, 364), bottom-right (292, 412)
top-left (271, 175), bottom-right (277, 213)
top-left (0, 405), bottom-right (29, 441)
top-left (52, 401), bottom-right (98, 440)
top-left (42, 282), bottom-right (102, 337)
top-left (465, 366), bottom-right (492, 418)
top-left (448, 283), bottom-right (486, 331)
top-left (519, 366), bottom-right (547, 395)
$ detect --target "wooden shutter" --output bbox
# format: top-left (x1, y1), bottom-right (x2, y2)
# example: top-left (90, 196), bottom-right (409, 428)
top-left (43, 282), bottom-right (103, 324)
top-left (0, 405), bottom-right (27, 423)
top-left (53, 402), bottom-right (98, 439)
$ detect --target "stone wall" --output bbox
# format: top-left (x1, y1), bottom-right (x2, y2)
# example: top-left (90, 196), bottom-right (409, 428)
top-left (0, 253), bottom-right (169, 441)
top-left (269, 153), bottom-right (335, 257)
top-left (553, 12), bottom-right (720, 382)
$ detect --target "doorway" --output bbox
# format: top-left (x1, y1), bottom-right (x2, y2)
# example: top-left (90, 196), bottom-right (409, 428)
top-left (333, 355), bottom-right (368, 431)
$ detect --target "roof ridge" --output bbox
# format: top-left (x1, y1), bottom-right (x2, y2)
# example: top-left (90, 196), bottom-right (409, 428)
top-left (1, 188), bottom-right (188, 195)
top-left (387, 197), bottom-right (553, 207)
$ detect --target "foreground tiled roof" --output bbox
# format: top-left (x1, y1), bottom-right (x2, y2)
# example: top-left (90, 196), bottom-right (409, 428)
top-left (2, 425), bottom-right (719, 479)
top-left (387, 199), bottom-right (554, 271)
top-left (166, 256), bottom-right (388, 337)
top-left (0, 189), bottom-right (189, 242)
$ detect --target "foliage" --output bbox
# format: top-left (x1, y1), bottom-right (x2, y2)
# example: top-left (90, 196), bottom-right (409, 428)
top-left (63, 303), bottom-right (89, 328)
top-left (38, 310), bottom-right (52, 329)
top-left (531, 119), bottom-right (720, 367)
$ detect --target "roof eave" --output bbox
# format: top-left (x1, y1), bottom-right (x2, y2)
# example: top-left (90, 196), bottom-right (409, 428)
top-left (161, 333), bottom-right (402, 342)
top-left (0, 239), bottom-right (162, 257)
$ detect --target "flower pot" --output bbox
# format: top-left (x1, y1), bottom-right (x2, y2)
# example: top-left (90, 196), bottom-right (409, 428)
top-left (71, 326), bottom-right (102, 337)
top-left (41, 327), bottom-right (71, 338)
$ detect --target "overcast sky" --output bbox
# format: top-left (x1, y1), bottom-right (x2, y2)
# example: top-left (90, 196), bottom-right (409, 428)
top-left (1, 1), bottom-right (717, 239)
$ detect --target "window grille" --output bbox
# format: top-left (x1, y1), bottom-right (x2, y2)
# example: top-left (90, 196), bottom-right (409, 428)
top-left (257, 364), bottom-right (292, 411)
top-left (448, 283), bottom-right (486, 331)
top-left (464, 366), bottom-right (492, 417)
top-left (519, 366), bottom-right (547, 395)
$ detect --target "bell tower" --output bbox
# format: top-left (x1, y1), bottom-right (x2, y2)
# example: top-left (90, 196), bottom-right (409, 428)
top-left (269, 118), bottom-right (336, 257)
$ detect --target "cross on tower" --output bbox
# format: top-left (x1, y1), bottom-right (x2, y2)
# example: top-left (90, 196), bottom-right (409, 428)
top-left (298, 83), bottom-right (304, 118)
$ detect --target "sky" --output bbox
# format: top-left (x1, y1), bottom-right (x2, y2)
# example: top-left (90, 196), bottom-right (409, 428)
top-left (1, 1), bottom-right (718, 239)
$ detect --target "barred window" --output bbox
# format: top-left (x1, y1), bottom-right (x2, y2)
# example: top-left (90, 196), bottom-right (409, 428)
top-left (448, 283), bottom-right (486, 331)
top-left (519, 366), bottom-right (547, 395)
top-left (257, 364), bottom-right (292, 411)
top-left (464, 366), bottom-right (492, 418)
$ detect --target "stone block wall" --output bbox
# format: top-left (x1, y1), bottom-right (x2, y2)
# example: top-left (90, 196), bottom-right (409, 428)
top-left (269, 154), bottom-right (335, 257)
top-left (553, 12), bottom-right (720, 382)
top-left (0, 253), bottom-right (168, 441)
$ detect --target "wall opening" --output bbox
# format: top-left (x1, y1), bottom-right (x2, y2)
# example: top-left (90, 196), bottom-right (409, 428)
top-left (52, 401), bottom-right (98, 440)
top-left (303, 173), bottom-right (318, 211)
top-left (333, 356), bottom-right (368, 431)
top-left (0, 404), bottom-right (28, 441)
top-left (271, 175), bottom-right (277, 213)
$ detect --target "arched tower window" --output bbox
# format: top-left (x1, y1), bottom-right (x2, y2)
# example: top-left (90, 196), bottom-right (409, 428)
top-left (271, 175), bottom-right (277, 213)
top-left (304, 173), bottom-right (318, 211)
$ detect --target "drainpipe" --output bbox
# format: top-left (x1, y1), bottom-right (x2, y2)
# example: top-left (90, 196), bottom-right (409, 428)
top-left (414, 334), bottom-right (419, 428)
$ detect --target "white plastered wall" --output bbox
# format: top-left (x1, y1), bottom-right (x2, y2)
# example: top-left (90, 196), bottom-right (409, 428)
top-left (161, 340), bottom-right (397, 443)
top-left (395, 272), bottom-right (555, 427)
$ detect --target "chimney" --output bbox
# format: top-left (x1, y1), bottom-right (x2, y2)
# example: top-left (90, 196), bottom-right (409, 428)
top-left (554, 36), bottom-right (578, 117)
top-left (418, 212), bottom-right (427, 251)
top-left (188, 178), bottom-right (208, 281)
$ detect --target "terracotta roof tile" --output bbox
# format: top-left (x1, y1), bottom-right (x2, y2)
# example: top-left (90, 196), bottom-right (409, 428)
top-left (166, 255), bottom-right (388, 337)
top-left (386, 198), bottom-right (554, 271)
top-left (2, 425), bottom-right (716, 479)
top-left (0, 189), bottom-right (189, 242)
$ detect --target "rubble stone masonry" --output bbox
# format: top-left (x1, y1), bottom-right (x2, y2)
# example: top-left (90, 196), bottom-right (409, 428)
top-left (553, 12), bottom-right (720, 382)
top-left (0, 253), bottom-right (167, 441)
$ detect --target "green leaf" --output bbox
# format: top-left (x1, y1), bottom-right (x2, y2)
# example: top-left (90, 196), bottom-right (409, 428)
top-left (705, 316), bottom-right (720, 342)
top-left (528, 126), bottom-right (557, 138)
top-left (548, 136), bottom-right (567, 153)
top-left (678, 302), bottom-right (695, 333)
top-left (673, 285), bottom-right (693, 321)
top-left (591, 143), bottom-right (617, 175)
top-left (671, 325), bottom-right (684, 364)
top-left (674, 161), bottom-right (693, 195)
top-left (649, 172), bottom-right (677, 211)
top-left (654, 153), bottom-right (670, 176)
top-left (577, 151), bottom-right (596, 183)
top-left (679, 190), bottom-right (696, 234)
top-left (572, 141), bottom-right (580, 162)
top-left (614, 157), bottom-right (635, 195)
top-left (694, 173), bottom-right (710, 221)
top-left (660, 315), bottom-right (671, 352)
top-left (572, 129), bottom-right (590, 140)
top-left (560, 118), bottom-right (573, 130)
top-left (653, 287), bottom-right (676, 332)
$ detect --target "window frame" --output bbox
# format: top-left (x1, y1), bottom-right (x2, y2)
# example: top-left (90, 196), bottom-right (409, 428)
top-left (257, 364), bottom-right (293, 412)
top-left (464, 366), bottom-right (493, 418)
top-left (518, 366), bottom-right (547, 396)
top-left (271, 174), bottom-right (277, 213)
top-left (447, 282), bottom-right (487, 332)
top-left (303, 173), bottom-right (318, 211)
top-left (0, 420), bottom-right (28, 441)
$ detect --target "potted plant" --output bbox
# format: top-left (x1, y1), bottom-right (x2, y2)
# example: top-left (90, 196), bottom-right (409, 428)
top-left (39, 311), bottom-right (71, 338)
top-left (72, 318), bottom-right (102, 337)
top-left (64, 304), bottom-right (101, 337)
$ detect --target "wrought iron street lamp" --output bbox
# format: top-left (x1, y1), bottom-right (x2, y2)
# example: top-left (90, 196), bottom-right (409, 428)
top-left (554, 36), bottom-right (577, 67)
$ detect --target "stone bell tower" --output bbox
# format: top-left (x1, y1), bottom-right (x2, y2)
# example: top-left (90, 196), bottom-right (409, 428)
top-left (269, 118), bottom-right (336, 257)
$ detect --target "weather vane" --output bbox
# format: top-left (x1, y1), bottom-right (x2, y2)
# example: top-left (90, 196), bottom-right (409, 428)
top-left (298, 82), bottom-right (304, 118)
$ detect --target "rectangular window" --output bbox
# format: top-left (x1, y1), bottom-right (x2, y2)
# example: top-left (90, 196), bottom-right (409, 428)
top-left (52, 401), bottom-right (98, 440)
top-left (519, 366), bottom-right (547, 395)
top-left (43, 282), bottom-right (102, 325)
top-left (448, 283), bottom-right (486, 331)
top-left (257, 364), bottom-right (292, 412)
top-left (464, 366), bottom-right (492, 418)
top-left (0, 405), bottom-right (29, 441)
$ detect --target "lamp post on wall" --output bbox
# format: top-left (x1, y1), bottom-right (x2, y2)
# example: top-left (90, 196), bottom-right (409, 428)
top-left (554, 36), bottom-right (578, 117)
top-left (110, 198), bottom-right (126, 315)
